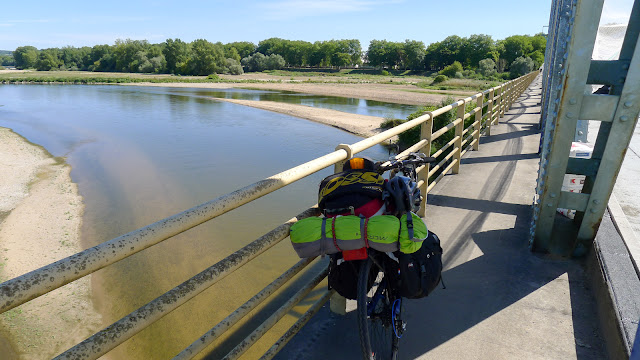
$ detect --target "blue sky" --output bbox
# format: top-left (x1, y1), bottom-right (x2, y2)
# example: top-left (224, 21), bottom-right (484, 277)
top-left (0, 0), bottom-right (634, 51)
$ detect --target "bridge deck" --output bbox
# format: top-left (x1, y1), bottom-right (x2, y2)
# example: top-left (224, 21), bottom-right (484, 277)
top-left (275, 75), bottom-right (606, 359)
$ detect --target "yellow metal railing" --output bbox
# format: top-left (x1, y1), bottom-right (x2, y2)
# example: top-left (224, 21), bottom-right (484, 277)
top-left (0, 70), bottom-right (538, 360)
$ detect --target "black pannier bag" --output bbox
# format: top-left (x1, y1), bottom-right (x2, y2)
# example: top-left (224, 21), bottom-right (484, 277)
top-left (328, 253), bottom-right (382, 299)
top-left (328, 253), bottom-right (362, 300)
top-left (398, 230), bottom-right (443, 299)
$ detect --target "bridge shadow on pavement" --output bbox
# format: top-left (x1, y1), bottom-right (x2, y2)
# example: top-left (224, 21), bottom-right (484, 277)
top-left (274, 76), bottom-right (605, 360)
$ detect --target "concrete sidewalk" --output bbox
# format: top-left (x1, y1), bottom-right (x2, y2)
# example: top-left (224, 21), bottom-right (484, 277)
top-left (275, 75), bottom-right (605, 359)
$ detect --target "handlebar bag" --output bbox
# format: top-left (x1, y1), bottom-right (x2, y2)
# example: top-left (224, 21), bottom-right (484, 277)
top-left (289, 215), bottom-right (400, 258)
top-left (398, 230), bottom-right (443, 299)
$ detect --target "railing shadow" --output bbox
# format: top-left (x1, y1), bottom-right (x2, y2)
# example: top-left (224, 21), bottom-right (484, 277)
top-left (400, 197), bottom-right (602, 360)
top-left (477, 125), bottom-right (538, 144)
top-left (460, 153), bottom-right (540, 165)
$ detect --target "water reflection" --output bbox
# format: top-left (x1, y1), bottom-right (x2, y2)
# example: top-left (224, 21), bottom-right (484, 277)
top-left (133, 86), bottom-right (417, 119)
top-left (0, 84), bottom-right (404, 358)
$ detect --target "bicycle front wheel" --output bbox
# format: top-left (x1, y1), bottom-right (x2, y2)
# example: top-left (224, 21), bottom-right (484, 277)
top-left (357, 257), bottom-right (398, 360)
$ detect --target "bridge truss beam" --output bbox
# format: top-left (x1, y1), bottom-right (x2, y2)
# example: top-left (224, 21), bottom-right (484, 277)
top-left (532, 0), bottom-right (640, 256)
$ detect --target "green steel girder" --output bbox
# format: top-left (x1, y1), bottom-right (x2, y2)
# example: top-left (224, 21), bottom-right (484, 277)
top-left (533, 0), bottom-right (605, 254)
top-left (532, 0), bottom-right (640, 256)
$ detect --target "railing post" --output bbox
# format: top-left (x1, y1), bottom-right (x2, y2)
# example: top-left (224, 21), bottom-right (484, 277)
top-left (517, 77), bottom-right (523, 101)
top-left (487, 88), bottom-right (494, 136)
top-left (418, 113), bottom-right (433, 217)
top-left (334, 144), bottom-right (352, 172)
top-left (453, 100), bottom-right (465, 174)
top-left (505, 81), bottom-right (511, 111)
top-left (492, 85), bottom-right (504, 125)
top-left (511, 79), bottom-right (516, 107)
top-left (499, 84), bottom-right (506, 119)
top-left (473, 93), bottom-right (483, 151)
top-left (511, 79), bottom-right (516, 106)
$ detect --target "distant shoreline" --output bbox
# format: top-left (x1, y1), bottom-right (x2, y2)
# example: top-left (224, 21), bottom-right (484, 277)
top-left (0, 70), bottom-right (477, 106)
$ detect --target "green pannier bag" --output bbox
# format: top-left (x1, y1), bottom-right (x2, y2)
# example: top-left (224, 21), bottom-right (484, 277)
top-left (290, 215), bottom-right (400, 258)
top-left (399, 212), bottom-right (429, 254)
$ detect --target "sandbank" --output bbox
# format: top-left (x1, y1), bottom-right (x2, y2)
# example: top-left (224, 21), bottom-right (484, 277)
top-left (0, 128), bottom-right (102, 359)
top-left (212, 97), bottom-right (387, 138)
top-left (124, 81), bottom-right (458, 106)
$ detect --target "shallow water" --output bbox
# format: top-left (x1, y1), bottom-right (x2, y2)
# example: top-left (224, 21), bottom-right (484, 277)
top-left (0, 84), bottom-right (414, 358)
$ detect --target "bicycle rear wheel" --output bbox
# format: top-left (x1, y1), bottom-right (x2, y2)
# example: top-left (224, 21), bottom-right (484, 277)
top-left (357, 257), bottom-right (399, 360)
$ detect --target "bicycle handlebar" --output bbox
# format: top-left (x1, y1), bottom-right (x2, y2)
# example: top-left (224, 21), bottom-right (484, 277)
top-left (375, 153), bottom-right (437, 174)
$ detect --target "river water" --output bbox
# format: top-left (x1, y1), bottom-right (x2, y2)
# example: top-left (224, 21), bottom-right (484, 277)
top-left (0, 84), bottom-right (416, 359)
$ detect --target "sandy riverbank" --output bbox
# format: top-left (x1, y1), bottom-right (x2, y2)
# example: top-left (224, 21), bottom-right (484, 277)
top-left (0, 128), bottom-right (102, 359)
top-left (212, 97), bottom-right (387, 138)
top-left (124, 81), bottom-right (462, 106)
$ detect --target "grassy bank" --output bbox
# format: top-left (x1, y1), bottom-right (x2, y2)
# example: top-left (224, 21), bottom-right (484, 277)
top-left (0, 71), bottom-right (278, 84)
top-left (0, 70), bottom-right (498, 93)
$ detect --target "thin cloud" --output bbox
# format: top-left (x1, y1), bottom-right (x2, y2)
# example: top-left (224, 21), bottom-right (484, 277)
top-left (5, 19), bottom-right (54, 24)
top-left (73, 16), bottom-right (152, 23)
top-left (260, 0), bottom-right (404, 20)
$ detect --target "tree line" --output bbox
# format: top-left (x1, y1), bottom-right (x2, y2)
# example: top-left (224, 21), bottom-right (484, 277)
top-left (6, 33), bottom-right (545, 77)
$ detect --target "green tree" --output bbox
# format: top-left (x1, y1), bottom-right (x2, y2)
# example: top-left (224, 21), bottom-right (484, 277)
top-left (88, 44), bottom-right (115, 72)
top-left (331, 52), bottom-right (351, 68)
top-left (500, 35), bottom-right (533, 67)
top-left (188, 39), bottom-right (225, 75)
top-left (257, 38), bottom-right (286, 56)
top-left (163, 39), bottom-right (190, 74)
top-left (60, 46), bottom-right (90, 70)
top-left (403, 39), bottom-right (426, 70)
top-left (35, 49), bottom-right (61, 71)
top-left (461, 34), bottom-right (494, 68)
top-left (241, 52), bottom-right (267, 72)
top-left (318, 41), bottom-right (337, 67)
top-left (439, 61), bottom-right (463, 77)
top-left (283, 40), bottom-right (312, 66)
top-left (478, 58), bottom-right (497, 77)
top-left (0, 54), bottom-right (15, 66)
top-left (528, 50), bottom-right (544, 68)
top-left (13, 46), bottom-right (39, 69)
top-left (438, 35), bottom-right (464, 67)
top-left (225, 42), bottom-right (256, 59)
top-left (224, 58), bottom-right (244, 75)
top-left (345, 39), bottom-right (362, 66)
top-left (367, 40), bottom-right (390, 68)
top-left (510, 56), bottom-right (534, 78)
top-left (308, 42), bottom-right (324, 67)
top-left (225, 47), bottom-right (241, 63)
top-left (265, 54), bottom-right (285, 70)
top-left (530, 34), bottom-right (546, 53)
top-left (113, 39), bottom-right (149, 72)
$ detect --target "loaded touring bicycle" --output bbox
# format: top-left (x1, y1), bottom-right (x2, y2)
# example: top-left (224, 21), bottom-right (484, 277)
top-left (290, 153), bottom-right (444, 360)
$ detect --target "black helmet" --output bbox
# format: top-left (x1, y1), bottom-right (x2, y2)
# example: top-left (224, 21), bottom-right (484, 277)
top-left (383, 176), bottom-right (422, 216)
